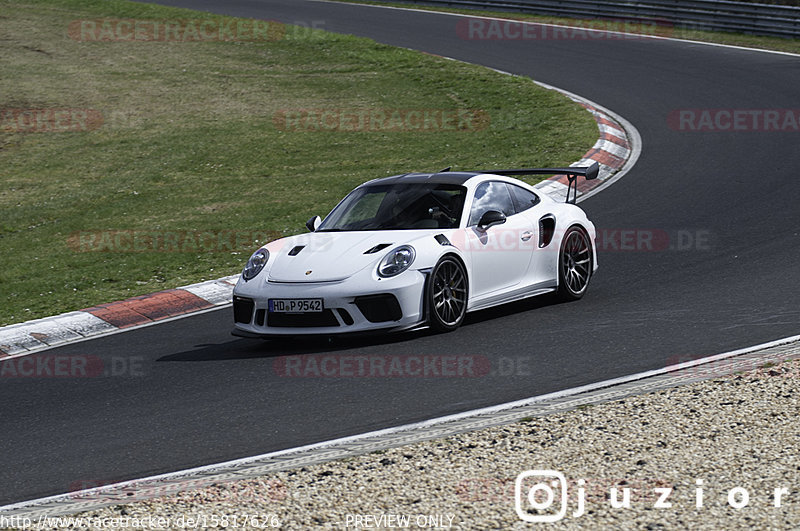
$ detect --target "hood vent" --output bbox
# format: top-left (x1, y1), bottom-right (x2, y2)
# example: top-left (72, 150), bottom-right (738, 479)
top-left (288, 245), bottom-right (305, 256)
top-left (364, 243), bottom-right (392, 255)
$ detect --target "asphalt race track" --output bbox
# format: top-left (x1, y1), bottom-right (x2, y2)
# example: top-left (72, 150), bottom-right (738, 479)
top-left (2, 0), bottom-right (799, 506)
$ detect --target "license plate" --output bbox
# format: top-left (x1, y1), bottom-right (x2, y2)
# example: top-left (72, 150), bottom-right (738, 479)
top-left (268, 298), bottom-right (323, 313)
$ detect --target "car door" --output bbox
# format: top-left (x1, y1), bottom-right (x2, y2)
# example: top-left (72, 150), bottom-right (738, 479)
top-left (464, 181), bottom-right (535, 298)
top-left (507, 183), bottom-right (555, 287)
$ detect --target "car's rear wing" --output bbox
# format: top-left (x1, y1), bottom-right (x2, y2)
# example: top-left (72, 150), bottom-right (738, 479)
top-left (471, 162), bottom-right (599, 204)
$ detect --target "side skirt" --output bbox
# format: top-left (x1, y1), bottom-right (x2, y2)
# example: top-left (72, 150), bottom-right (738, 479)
top-left (467, 283), bottom-right (556, 313)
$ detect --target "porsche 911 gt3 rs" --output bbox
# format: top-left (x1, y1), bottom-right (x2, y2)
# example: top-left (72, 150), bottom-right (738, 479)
top-left (232, 163), bottom-right (599, 336)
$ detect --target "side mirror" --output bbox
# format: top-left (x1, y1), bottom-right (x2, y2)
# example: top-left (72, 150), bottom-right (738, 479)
top-left (477, 210), bottom-right (506, 231)
top-left (306, 215), bottom-right (321, 232)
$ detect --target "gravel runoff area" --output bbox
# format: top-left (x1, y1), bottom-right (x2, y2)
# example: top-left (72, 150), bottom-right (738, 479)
top-left (20, 357), bottom-right (800, 530)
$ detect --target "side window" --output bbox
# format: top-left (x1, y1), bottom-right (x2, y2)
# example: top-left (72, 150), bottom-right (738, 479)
top-left (468, 181), bottom-right (516, 226)
top-left (509, 184), bottom-right (540, 213)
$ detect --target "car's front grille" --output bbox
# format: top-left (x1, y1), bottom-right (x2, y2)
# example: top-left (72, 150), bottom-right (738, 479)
top-left (354, 294), bottom-right (403, 323)
top-left (267, 309), bottom-right (340, 328)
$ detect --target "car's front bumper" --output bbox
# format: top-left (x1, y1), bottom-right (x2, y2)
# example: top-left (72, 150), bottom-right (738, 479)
top-left (231, 269), bottom-right (427, 336)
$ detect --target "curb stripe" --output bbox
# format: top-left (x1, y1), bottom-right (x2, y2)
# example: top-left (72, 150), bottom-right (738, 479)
top-left (84, 289), bottom-right (213, 328)
top-left (0, 276), bottom-right (238, 359)
top-left (528, 83), bottom-right (634, 203)
top-left (598, 123), bottom-right (627, 140)
top-left (585, 148), bottom-right (626, 169)
top-left (600, 132), bottom-right (629, 148)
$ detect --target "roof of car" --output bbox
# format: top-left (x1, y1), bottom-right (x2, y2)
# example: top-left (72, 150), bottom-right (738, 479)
top-left (364, 172), bottom-right (481, 186)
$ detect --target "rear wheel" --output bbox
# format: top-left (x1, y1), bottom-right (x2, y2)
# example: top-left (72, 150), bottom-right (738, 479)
top-left (427, 256), bottom-right (468, 332)
top-left (557, 226), bottom-right (593, 301)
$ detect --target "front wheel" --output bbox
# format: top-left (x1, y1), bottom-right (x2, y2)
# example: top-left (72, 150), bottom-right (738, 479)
top-left (557, 226), bottom-right (593, 301)
top-left (427, 256), bottom-right (468, 332)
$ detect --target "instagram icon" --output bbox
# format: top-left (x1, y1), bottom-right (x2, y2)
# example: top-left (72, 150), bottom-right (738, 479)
top-left (515, 470), bottom-right (570, 523)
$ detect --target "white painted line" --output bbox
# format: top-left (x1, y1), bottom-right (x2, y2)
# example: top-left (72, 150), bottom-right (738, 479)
top-left (315, 0), bottom-right (800, 58)
top-left (5, 332), bottom-right (799, 515)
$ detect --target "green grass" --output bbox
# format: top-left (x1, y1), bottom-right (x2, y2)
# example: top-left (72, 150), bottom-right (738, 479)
top-left (336, 0), bottom-right (800, 55)
top-left (0, 0), bottom-right (597, 326)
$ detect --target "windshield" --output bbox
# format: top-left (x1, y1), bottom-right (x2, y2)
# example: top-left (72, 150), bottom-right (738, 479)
top-left (318, 183), bottom-right (467, 231)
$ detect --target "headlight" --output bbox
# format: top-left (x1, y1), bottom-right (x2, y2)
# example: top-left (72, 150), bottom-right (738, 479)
top-left (242, 248), bottom-right (269, 281)
top-left (378, 245), bottom-right (416, 277)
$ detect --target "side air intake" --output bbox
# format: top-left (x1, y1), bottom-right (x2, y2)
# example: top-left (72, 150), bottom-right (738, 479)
top-left (434, 234), bottom-right (452, 246)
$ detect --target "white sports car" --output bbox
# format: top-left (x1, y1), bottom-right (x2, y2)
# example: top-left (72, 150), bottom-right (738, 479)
top-left (232, 163), bottom-right (599, 336)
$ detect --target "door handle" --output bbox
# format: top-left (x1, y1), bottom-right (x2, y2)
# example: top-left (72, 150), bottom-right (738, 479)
top-left (521, 231), bottom-right (533, 241)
